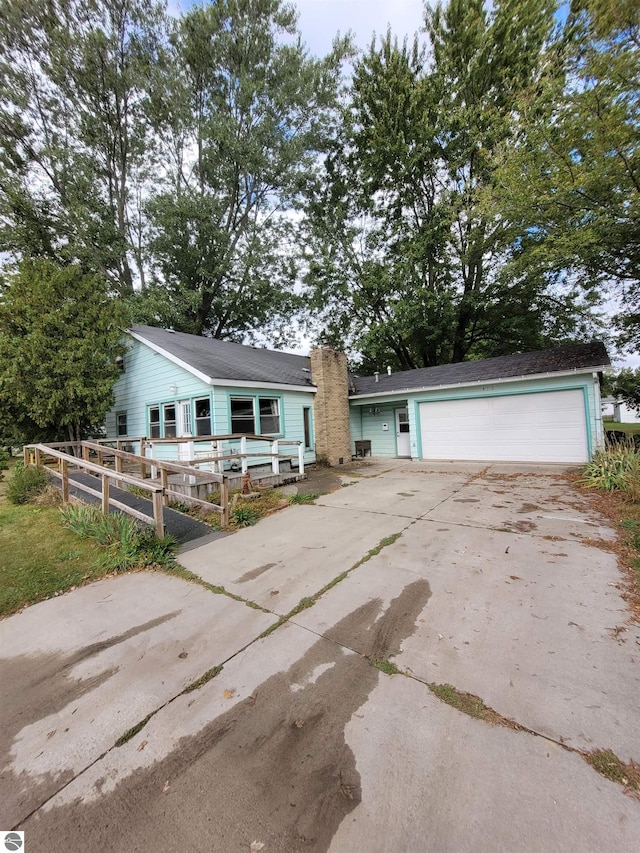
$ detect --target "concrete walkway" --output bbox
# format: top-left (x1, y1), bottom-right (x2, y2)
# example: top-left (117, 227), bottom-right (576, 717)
top-left (2, 460), bottom-right (639, 851)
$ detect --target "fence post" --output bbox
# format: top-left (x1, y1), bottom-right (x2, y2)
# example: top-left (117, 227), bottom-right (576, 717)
top-left (115, 453), bottom-right (123, 475)
top-left (152, 489), bottom-right (164, 538)
top-left (160, 467), bottom-right (169, 506)
top-left (23, 446), bottom-right (29, 466)
top-left (220, 479), bottom-right (229, 527)
top-left (271, 440), bottom-right (279, 475)
top-left (102, 474), bottom-right (110, 515)
top-left (240, 436), bottom-right (248, 474)
top-left (61, 459), bottom-right (69, 503)
top-left (82, 444), bottom-right (90, 463)
top-left (298, 443), bottom-right (305, 475)
top-left (35, 447), bottom-right (42, 467)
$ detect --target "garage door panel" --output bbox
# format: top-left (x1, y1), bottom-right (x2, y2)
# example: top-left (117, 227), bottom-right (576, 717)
top-left (419, 390), bottom-right (588, 464)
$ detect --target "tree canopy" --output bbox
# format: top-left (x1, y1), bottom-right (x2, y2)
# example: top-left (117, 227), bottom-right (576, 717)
top-left (302, 0), bottom-right (606, 372)
top-left (0, 259), bottom-right (127, 445)
top-left (0, 0), bottom-right (636, 389)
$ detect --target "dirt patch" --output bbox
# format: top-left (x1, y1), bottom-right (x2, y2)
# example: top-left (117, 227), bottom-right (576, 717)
top-left (518, 503), bottom-right (541, 513)
top-left (508, 520), bottom-right (538, 533)
top-left (23, 582), bottom-right (432, 852)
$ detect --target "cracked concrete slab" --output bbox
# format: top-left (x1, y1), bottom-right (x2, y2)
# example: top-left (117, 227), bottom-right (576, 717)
top-left (315, 469), bottom-right (470, 518)
top-left (4, 462), bottom-right (639, 851)
top-left (22, 611), bottom-right (640, 853)
top-left (177, 503), bottom-right (410, 613)
top-left (429, 473), bottom-right (617, 540)
top-left (296, 513), bottom-right (639, 762)
top-left (0, 572), bottom-right (275, 827)
top-left (330, 675), bottom-right (640, 853)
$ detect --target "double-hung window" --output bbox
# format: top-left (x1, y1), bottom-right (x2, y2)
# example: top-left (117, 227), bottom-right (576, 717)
top-left (230, 396), bottom-right (281, 435)
top-left (230, 397), bottom-right (256, 434)
top-left (116, 411), bottom-right (128, 437)
top-left (149, 406), bottom-right (161, 438)
top-left (259, 398), bottom-right (280, 434)
top-left (195, 397), bottom-right (212, 436)
top-left (163, 404), bottom-right (177, 438)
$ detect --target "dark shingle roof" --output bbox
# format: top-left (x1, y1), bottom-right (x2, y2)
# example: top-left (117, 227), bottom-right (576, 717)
top-left (130, 326), bottom-right (313, 387)
top-left (351, 341), bottom-right (610, 397)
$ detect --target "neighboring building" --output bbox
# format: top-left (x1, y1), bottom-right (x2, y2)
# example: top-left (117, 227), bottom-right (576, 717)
top-left (601, 397), bottom-right (640, 425)
top-left (106, 328), bottom-right (610, 466)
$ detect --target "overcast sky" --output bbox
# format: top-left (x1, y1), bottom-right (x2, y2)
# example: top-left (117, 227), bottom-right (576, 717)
top-left (174, 1), bottom-right (427, 55)
top-left (292, 0), bottom-right (426, 54)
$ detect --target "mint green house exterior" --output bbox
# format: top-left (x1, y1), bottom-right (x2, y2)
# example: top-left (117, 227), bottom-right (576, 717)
top-left (348, 343), bottom-right (610, 465)
top-left (105, 327), bottom-right (317, 469)
top-left (106, 329), bottom-right (609, 467)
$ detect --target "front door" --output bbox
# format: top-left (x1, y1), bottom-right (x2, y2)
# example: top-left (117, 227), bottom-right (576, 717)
top-left (395, 408), bottom-right (411, 457)
top-left (177, 400), bottom-right (194, 463)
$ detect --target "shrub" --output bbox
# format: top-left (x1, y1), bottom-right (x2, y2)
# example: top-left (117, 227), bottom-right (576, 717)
top-left (7, 463), bottom-right (50, 504)
top-left (60, 504), bottom-right (178, 571)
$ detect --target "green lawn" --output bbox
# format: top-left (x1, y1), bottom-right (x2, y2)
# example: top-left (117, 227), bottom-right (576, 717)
top-left (603, 421), bottom-right (640, 435)
top-left (0, 500), bottom-right (107, 617)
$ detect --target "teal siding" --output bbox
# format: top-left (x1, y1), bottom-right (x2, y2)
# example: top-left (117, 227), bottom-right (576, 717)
top-left (349, 372), bottom-right (603, 460)
top-left (106, 339), bottom-right (210, 446)
top-left (106, 337), bottom-right (316, 465)
top-left (350, 403), bottom-right (403, 457)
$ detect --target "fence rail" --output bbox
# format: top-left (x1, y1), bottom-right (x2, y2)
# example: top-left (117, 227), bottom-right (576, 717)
top-left (24, 433), bottom-right (306, 535)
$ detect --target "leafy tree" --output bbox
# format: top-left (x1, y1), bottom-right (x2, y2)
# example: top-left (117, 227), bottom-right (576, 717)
top-left (607, 368), bottom-right (640, 415)
top-left (0, 0), bottom-right (165, 292)
top-left (0, 259), bottom-right (127, 445)
top-left (493, 0), bottom-right (639, 349)
top-left (138, 0), bottom-right (350, 338)
top-left (303, 0), bottom-right (598, 371)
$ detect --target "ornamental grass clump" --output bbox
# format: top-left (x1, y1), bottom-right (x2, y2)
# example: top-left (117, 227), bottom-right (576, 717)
top-left (580, 443), bottom-right (640, 500)
top-left (60, 504), bottom-right (177, 571)
top-left (7, 463), bottom-right (50, 505)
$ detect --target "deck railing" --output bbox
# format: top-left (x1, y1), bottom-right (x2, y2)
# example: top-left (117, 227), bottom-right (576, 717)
top-left (23, 442), bottom-right (230, 535)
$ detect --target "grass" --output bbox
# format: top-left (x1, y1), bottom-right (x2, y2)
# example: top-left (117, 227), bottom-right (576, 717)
top-left (585, 750), bottom-right (640, 794)
top-left (288, 492), bottom-right (319, 504)
top-left (604, 422), bottom-right (640, 435)
top-left (370, 658), bottom-right (401, 675)
top-left (427, 683), bottom-right (521, 728)
top-left (114, 712), bottom-right (155, 747)
top-left (576, 445), bottom-right (640, 614)
top-left (0, 502), bottom-right (107, 617)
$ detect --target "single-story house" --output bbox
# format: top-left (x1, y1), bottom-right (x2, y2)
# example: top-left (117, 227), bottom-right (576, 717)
top-left (105, 326), bottom-right (610, 466)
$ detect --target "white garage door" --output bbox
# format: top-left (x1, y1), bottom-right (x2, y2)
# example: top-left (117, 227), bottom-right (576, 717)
top-left (419, 389), bottom-right (588, 463)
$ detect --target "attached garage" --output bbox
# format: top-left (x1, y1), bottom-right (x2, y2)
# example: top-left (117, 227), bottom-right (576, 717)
top-left (349, 342), bottom-right (610, 463)
top-left (419, 389), bottom-right (589, 464)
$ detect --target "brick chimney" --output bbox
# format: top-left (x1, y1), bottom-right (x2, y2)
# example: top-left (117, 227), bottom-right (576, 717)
top-left (310, 348), bottom-right (351, 466)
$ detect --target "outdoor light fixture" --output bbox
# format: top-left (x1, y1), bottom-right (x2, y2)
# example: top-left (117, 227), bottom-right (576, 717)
top-left (169, 383), bottom-right (178, 394)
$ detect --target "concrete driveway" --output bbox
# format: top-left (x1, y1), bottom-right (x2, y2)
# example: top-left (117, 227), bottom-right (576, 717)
top-left (2, 460), bottom-right (639, 851)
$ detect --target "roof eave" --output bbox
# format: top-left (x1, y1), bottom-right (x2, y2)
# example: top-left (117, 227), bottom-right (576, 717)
top-left (130, 330), bottom-right (213, 384)
top-left (349, 365), bottom-right (610, 401)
